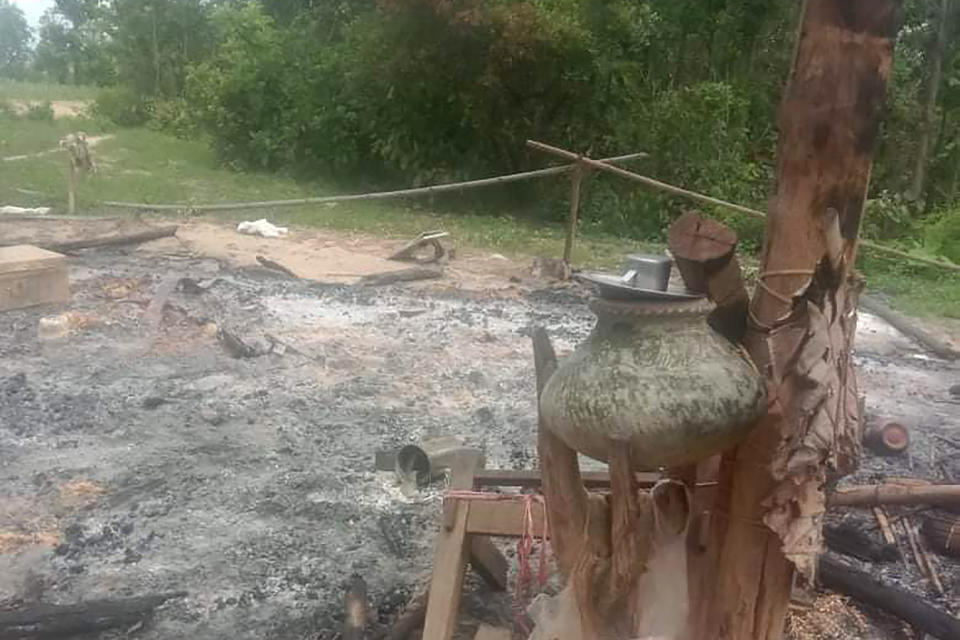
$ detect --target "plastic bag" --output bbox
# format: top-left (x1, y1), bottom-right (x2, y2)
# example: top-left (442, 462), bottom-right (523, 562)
top-left (527, 586), bottom-right (584, 640)
top-left (631, 480), bottom-right (691, 639)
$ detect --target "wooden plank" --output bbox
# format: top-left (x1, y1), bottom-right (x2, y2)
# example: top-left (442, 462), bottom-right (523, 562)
top-left (466, 498), bottom-right (546, 538)
top-left (468, 536), bottom-right (508, 592)
top-left (0, 245), bottom-right (69, 312)
top-left (449, 457), bottom-right (510, 593)
top-left (0, 245), bottom-right (67, 272)
top-left (422, 499), bottom-right (471, 640)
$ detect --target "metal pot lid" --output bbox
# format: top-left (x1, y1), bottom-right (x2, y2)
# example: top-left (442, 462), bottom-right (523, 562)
top-left (576, 272), bottom-right (705, 301)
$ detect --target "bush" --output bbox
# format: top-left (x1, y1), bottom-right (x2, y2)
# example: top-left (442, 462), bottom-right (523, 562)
top-left (25, 101), bottom-right (54, 121)
top-left (93, 87), bottom-right (150, 126)
top-left (925, 209), bottom-right (960, 264)
top-left (148, 97), bottom-right (197, 137)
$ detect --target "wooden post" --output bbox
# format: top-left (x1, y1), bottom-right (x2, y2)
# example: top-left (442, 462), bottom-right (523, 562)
top-left (67, 159), bottom-right (77, 215)
top-left (696, 3), bottom-right (902, 639)
top-left (562, 164), bottom-right (584, 264)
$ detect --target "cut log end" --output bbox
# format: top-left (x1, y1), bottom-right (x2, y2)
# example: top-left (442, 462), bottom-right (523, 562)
top-left (668, 210), bottom-right (738, 264)
top-left (863, 422), bottom-right (909, 456)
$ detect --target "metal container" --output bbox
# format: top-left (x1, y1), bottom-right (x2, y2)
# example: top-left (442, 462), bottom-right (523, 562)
top-left (620, 253), bottom-right (671, 291)
top-left (539, 295), bottom-right (765, 469)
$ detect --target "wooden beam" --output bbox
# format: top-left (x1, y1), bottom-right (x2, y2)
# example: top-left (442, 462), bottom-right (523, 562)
top-left (468, 537), bottom-right (508, 592)
top-left (422, 500), bottom-right (471, 640)
top-left (448, 456), bottom-right (510, 593)
top-left (472, 468), bottom-right (661, 489)
top-left (465, 499), bottom-right (546, 538)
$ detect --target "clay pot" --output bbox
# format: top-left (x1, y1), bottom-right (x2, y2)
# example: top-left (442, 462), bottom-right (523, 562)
top-left (540, 297), bottom-right (765, 469)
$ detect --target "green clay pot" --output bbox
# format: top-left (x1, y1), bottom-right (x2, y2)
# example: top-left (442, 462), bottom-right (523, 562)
top-left (540, 297), bottom-right (766, 469)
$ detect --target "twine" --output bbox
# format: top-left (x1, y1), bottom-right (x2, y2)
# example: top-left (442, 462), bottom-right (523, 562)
top-left (444, 490), bottom-right (551, 633)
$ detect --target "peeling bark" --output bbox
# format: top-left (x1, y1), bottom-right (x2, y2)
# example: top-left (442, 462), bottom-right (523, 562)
top-left (695, 2), bottom-right (901, 639)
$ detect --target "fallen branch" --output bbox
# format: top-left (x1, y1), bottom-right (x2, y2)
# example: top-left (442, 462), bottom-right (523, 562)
top-left (819, 555), bottom-right (960, 639)
top-left (829, 483), bottom-right (960, 508)
top-left (389, 231), bottom-right (449, 263)
top-left (11, 226), bottom-right (180, 253)
top-left (381, 592), bottom-right (427, 640)
top-left (922, 511), bottom-right (960, 557)
top-left (823, 523), bottom-right (898, 562)
top-left (256, 255), bottom-right (299, 278)
top-left (859, 295), bottom-right (959, 360)
top-left (0, 591), bottom-right (186, 639)
top-left (873, 507), bottom-right (897, 545)
top-left (356, 267), bottom-right (443, 287)
top-left (911, 518), bottom-right (945, 595)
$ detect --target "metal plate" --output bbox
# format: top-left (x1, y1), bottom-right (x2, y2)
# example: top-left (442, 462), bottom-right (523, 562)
top-left (576, 272), bottom-right (704, 301)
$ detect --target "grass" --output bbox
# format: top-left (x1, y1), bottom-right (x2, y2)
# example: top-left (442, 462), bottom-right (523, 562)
top-left (0, 112), bottom-right (957, 318)
top-left (0, 79), bottom-right (100, 102)
top-left (0, 116), bottom-right (643, 267)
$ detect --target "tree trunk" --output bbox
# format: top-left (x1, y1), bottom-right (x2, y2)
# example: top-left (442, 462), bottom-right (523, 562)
top-left (909, 0), bottom-right (950, 202)
top-left (693, 3), bottom-right (902, 639)
top-left (152, 8), bottom-right (161, 96)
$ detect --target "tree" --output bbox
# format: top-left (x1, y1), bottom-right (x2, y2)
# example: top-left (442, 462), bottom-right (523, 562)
top-left (109, 0), bottom-right (213, 97)
top-left (694, 2), bottom-right (902, 638)
top-left (0, 0), bottom-right (32, 79)
top-left (909, 0), bottom-right (953, 203)
top-left (33, 1), bottom-right (114, 85)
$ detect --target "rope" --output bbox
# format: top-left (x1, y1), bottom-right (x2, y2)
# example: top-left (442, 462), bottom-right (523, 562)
top-left (747, 268), bottom-right (819, 331)
top-left (445, 490), bottom-right (550, 633)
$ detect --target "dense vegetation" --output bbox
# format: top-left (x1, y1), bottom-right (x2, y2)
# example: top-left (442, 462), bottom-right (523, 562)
top-left (1, 0), bottom-right (959, 264)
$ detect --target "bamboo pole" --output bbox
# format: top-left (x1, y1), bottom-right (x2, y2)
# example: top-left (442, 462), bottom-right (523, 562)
top-left (102, 153), bottom-right (646, 212)
top-left (526, 140), bottom-right (960, 274)
top-left (562, 164), bottom-right (584, 263)
top-left (829, 483), bottom-right (960, 508)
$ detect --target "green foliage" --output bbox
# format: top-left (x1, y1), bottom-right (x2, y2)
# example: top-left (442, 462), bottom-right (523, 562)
top-left (0, 0), bottom-right (32, 80)
top-left (924, 208), bottom-right (960, 264)
top-left (93, 86), bottom-right (149, 126)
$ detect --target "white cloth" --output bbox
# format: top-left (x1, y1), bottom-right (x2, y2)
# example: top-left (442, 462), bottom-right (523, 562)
top-left (1, 205), bottom-right (51, 215)
top-left (236, 218), bottom-right (288, 238)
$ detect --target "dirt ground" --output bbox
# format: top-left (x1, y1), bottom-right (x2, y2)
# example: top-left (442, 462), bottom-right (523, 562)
top-left (8, 100), bottom-right (91, 120)
top-left (0, 217), bottom-right (958, 639)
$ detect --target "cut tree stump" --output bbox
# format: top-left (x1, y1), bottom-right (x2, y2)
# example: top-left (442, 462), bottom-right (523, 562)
top-left (0, 591), bottom-right (186, 639)
top-left (863, 422), bottom-right (910, 456)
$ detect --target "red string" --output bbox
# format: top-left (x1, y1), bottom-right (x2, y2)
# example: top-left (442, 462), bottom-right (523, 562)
top-left (444, 491), bottom-right (551, 633)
